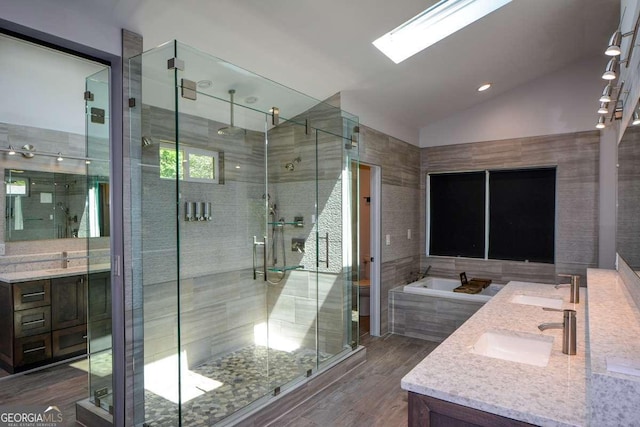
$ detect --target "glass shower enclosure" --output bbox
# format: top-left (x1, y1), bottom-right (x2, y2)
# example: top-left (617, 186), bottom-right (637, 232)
top-left (129, 40), bottom-right (359, 426)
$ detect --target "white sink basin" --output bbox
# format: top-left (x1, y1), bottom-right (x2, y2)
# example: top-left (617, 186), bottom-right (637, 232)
top-left (470, 331), bottom-right (553, 367)
top-left (510, 294), bottom-right (563, 309)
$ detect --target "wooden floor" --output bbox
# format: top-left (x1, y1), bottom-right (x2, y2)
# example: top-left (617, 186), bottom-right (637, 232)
top-left (0, 334), bottom-right (438, 427)
top-left (274, 333), bottom-right (439, 427)
top-left (0, 359), bottom-right (87, 427)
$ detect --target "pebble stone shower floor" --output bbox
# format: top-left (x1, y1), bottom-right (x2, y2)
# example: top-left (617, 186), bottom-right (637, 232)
top-left (144, 345), bottom-right (331, 426)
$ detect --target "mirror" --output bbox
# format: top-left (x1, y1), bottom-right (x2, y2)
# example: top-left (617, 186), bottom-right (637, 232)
top-left (4, 169), bottom-right (109, 241)
top-left (616, 118), bottom-right (640, 273)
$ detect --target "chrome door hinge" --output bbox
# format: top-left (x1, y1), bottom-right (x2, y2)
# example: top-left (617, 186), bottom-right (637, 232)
top-left (84, 91), bottom-right (94, 101)
top-left (128, 97), bottom-right (136, 108)
top-left (181, 79), bottom-right (197, 100)
top-left (167, 57), bottom-right (185, 71)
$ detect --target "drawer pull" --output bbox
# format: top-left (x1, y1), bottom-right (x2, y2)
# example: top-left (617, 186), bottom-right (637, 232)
top-left (23, 346), bottom-right (46, 354)
top-left (82, 336), bottom-right (88, 339)
top-left (22, 291), bottom-right (45, 298)
top-left (22, 319), bottom-right (45, 327)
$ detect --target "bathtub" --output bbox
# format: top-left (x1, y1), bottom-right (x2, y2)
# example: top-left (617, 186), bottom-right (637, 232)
top-left (403, 277), bottom-right (503, 303)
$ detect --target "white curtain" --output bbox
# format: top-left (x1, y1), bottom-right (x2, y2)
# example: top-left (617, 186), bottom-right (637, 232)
top-left (14, 196), bottom-right (23, 230)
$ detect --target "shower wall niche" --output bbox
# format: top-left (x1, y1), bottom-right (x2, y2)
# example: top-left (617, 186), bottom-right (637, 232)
top-left (129, 41), bottom-right (359, 426)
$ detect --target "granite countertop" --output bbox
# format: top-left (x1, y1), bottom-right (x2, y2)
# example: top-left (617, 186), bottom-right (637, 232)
top-left (0, 263), bottom-right (111, 283)
top-left (587, 268), bottom-right (640, 425)
top-left (401, 281), bottom-right (587, 427)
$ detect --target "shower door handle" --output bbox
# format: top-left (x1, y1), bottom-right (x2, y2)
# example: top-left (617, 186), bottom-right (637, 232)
top-left (253, 236), bottom-right (267, 281)
top-left (319, 232), bottom-right (329, 268)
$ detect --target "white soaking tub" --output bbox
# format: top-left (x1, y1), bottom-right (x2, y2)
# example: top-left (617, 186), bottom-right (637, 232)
top-left (403, 277), bottom-right (503, 303)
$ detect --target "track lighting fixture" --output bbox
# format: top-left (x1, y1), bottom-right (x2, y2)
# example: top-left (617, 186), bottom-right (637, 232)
top-left (602, 58), bottom-right (618, 80)
top-left (633, 111), bottom-right (640, 125)
top-left (600, 85), bottom-right (613, 103)
top-left (56, 153), bottom-right (63, 162)
top-left (606, 30), bottom-right (623, 56)
top-left (8, 145), bottom-right (15, 155)
top-left (598, 102), bottom-right (609, 114)
top-left (596, 116), bottom-right (606, 129)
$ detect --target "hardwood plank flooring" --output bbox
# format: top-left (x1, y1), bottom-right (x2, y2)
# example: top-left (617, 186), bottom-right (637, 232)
top-left (0, 334), bottom-right (438, 427)
top-left (273, 334), bottom-right (439, 427)
top-left (0, 359), bottom-right (87, 427)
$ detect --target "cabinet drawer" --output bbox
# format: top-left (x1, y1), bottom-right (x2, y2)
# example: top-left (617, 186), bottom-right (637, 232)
top-left (53, 324), bottom-right (87, 358)
top-left (15, 333), bottom-right (51, 368)
top-left (14, 280), bottom-right (51, 310)
top-left (15, 306), bottom-right (51, 338)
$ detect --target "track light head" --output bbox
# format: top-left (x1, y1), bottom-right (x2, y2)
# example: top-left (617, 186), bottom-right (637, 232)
top-left (606, 30), bottom-right (623, 56)
top-left (596, 116), bottom-right (606, 129)
top-left (634, 111), bottom-right (640, 126)
top-left (602, 58), bottom-right (618, 80)
top-left (599, 85), bottom-right (613, 103)
top-left (598, 102), bottom-right (609, 114)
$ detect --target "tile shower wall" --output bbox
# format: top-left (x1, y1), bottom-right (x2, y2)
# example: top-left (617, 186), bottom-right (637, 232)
top-left (357, 123), bottom-right (422, 335)
top-left (140, 97), bottom-right (351, 365)
top-left (420, 130), bottom-right (600, 283)
top-left (262, 97), bottom-right (351, 355)
top-left (140, 104), bottom-right (267, 367)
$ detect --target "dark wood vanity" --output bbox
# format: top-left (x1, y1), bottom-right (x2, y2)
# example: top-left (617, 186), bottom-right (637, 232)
top-left (0, 271), bottom-right (110, 373)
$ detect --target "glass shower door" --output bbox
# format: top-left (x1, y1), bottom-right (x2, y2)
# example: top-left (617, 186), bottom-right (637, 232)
top-left (174, 77), bottom-right (276, 425)
top-left (84, 66), bottom-right (113, 413)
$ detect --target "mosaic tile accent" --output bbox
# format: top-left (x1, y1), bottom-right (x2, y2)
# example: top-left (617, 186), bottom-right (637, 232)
top-left (143, 345), bottom-right (330, 426)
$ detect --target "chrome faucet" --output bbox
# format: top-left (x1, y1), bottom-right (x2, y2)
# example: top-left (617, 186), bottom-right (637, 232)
top-left (538, 308), bottom-right (577, 355)
top-left (420, 265), bottom-right (432, 279)
top-left (556, 273), bottom-right (580, 303)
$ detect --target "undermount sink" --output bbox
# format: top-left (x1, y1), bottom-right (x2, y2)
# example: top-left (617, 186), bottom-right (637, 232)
top-left (510, 294), bottom-right (563, 309)
top-left (470, 330), bottom-right (553, 367)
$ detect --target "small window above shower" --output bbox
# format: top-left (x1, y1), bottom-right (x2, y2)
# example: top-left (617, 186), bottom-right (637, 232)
top-left (159, 143), bottom-right (221, 184)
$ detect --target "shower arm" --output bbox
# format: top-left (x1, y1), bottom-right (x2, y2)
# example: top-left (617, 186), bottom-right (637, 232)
top-left (229, 90), bottom-right (235, 127)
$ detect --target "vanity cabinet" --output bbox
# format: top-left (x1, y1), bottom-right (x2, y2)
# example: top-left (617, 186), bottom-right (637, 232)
top-left (408, 392), bottom-right (536, 427)
top-left (0, 272), bottom-right (110, 373)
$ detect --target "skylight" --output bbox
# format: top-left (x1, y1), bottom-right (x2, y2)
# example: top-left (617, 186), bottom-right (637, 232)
top-left (372, 0), bottom-right (512, 64)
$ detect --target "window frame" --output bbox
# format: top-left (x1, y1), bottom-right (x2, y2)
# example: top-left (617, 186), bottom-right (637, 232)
top-left (159, 143), bottom-right (220, 184)
top-left (426, 166), bottom-right (557, 263)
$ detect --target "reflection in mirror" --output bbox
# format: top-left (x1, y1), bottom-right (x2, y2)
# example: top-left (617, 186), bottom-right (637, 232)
top-left (617, 113), bottom-right (640, 274)
top-left (4, 169), bottom-right (109, 241)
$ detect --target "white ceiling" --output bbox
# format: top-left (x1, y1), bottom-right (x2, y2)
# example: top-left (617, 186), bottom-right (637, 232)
top-left (78, 0), bottom-right (619, 143)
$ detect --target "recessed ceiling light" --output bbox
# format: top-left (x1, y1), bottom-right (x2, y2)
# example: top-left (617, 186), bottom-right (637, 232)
top-left (372, 0), bottom-right (512, 64)
top-left (477, 83), bottom-right (491, 92)
top-left (197, 80), bottom-right (213, 89)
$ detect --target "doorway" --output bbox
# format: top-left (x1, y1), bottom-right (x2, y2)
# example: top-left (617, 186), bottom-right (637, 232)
top-left (357, 163), bottom-right (381, 337)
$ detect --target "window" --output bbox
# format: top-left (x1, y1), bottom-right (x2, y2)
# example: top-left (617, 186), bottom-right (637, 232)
top-left (160, 144), bottom-right (220, 184)
top-left (428, 168), bottom-right (556, 263)
top-left (5, 178), bottom-right (29, 196)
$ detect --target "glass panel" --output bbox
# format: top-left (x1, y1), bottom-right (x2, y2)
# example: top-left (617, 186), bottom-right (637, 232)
top-left (85, 66), bottom-right (113, 413)
top-left (174, 83), bottom-right (272, 425)
top-left (131, 40), bottom-right (182, 427)
top-left (132, 40), bottom-right (359, 426)
top-left (264, 114), bottom-right (318, 394)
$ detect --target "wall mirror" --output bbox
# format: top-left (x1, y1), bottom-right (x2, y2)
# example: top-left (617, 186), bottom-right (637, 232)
top-left (617, 109), bottom-right (640, 274)
top-left (4, 169), bottom-right (109, 241)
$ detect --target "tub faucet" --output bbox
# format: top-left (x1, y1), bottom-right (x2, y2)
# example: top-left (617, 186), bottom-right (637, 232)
top-left (556, 273), bottom-right (580, 303)
top-left (538, 308), bottom-right (577, 355)
top-left (420, 265), bottom-right (431, 279)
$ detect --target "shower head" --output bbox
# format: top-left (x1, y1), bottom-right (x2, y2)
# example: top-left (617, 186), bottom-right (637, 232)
top-left (142, 136), bottom-right (154, 147)
top-left (285, 156), bottom-right (302, 171)
top-left (218, 89), bottom-right (246, 138)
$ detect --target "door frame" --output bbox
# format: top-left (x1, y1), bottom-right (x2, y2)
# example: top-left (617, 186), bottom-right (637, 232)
top-left (359, 162), bottom-right (382, 337)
